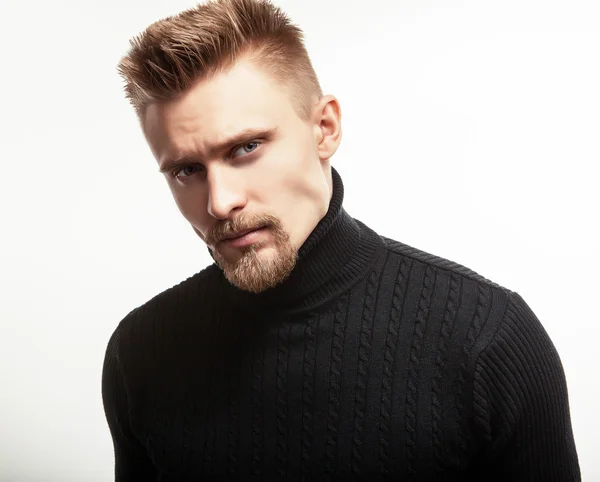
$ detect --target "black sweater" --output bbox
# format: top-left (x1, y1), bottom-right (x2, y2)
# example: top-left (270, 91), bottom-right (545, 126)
top-left (102, 167), bottom-right (580, 481)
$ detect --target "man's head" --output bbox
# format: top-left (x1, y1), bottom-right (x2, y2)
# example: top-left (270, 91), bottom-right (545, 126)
top-left (118, 0), bottom-right (342, 293)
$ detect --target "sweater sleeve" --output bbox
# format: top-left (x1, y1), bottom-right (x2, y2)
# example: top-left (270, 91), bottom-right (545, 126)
top-left (471, 291), bottom-right (580, 481)
top-left (102, 327), bottom-right (158, 482)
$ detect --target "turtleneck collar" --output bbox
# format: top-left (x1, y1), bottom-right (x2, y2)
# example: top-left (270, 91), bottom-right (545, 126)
top-left (214, 167), bottom-right (386, 315)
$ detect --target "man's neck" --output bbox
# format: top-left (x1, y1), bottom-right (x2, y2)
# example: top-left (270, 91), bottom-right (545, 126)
top-left (216, 167), bottom-right (386, 316)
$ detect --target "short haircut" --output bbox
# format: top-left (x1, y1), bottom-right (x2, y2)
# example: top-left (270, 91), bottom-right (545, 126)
top-left (117, 0), bottom-right (323, 121)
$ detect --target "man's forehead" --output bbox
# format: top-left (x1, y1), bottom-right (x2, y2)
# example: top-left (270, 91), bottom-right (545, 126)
top-left (144, 89), bottom-right (287, 141)
top-left (145, 105), bottom-right (278, 148)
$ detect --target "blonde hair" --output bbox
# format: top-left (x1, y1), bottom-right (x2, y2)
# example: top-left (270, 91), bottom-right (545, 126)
top-left (118, 0), bottom-right (323, 120)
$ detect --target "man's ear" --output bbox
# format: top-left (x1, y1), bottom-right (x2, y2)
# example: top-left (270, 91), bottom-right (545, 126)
top-left (313, 95), bottom-right (342, 161)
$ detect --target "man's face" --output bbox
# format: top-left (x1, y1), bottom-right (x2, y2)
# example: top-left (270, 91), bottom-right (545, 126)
top-left (143, 59), bottom-right (339, 293)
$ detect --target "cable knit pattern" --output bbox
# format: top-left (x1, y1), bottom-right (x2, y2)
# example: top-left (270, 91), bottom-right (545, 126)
top-left (227, 375), bottom-right (239, 475)
top-left (432, 273), bottom-right (461, 467)
top-left (276, 323), bottom-right (290, 478)
top-left (405, 265), bottom-right (436, 476)
top-left (351, 269), bottom-right (379, 474)
top-left (102, 168), bottom-right (580, 481)
top-left (201, 309), bottom-right (220, 476)
top-left (455, 283), bottom-right (491, 456)
top-left (378, 257), bottom-right (411, 475)
top-left (251, 341), bottom-right (264, 479)
top-left (324, 295), bottom-right (349, 478)
top-left (301, 316), bottom-right (317, 477)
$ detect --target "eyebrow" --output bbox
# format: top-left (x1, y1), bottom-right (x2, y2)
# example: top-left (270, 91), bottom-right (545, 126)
top-left (158, 127), bottom-right (279, 174)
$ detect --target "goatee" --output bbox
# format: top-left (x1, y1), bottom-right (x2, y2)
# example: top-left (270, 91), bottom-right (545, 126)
top-left (210, 214), bottom-right (298, 293)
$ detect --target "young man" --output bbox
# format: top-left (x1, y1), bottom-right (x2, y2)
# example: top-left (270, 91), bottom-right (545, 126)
top-left (102, 0), bottom-right (580, 480)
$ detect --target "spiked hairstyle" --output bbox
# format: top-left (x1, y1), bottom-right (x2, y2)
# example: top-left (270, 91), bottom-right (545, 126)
top-left (118, 0), bottom-right (323, 120)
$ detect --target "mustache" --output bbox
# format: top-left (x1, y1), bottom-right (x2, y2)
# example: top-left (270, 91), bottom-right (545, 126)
top-left (206, 213), bottom-right (280, 245)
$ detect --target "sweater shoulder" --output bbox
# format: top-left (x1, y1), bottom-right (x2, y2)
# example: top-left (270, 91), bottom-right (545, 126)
top-left (380, 235), bottom-right (520, 357)
top-left (109, 263), bottom-right (222, 340)
top-left (381, 235), bottom-right (512, 294)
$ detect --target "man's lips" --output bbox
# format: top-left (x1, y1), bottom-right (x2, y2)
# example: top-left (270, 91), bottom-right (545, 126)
top-left (220, 226), bottom-right (265, 242)
top-left (213, 226), bottom-right (268, 250)
top-left (219, 225), bottom-right (266, 242)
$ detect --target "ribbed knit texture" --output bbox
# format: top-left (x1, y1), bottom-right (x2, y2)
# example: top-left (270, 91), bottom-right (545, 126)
top-left (102, 168), bottom-right (580, 481)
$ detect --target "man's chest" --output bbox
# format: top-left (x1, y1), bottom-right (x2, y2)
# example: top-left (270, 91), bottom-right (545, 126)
top-left (127, 307), bottom-right (475, 480)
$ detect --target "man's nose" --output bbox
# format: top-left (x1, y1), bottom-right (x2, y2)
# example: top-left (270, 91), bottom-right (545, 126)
top-left (206, 169), bottom-right (246, 219)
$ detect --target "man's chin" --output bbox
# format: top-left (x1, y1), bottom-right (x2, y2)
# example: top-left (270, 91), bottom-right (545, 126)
top-left (226, 275), bottom-right (283, 294)
top-left (214, 241), bottom-right (270, 265)
top-left (217, 245), bottom-right (298, 294)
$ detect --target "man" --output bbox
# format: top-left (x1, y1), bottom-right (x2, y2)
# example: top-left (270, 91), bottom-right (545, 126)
top-left (101, 0), bottom-right (580, 480)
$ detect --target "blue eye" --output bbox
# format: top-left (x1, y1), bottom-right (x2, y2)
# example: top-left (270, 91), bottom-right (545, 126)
top-left (175, 165), bottom-right (202, 178)
top-left (233, 141), bottom-right (260, 157)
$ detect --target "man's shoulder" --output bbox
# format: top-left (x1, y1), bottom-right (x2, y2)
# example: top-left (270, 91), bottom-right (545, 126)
top-left (378, 234), bottom-right (523, 333)
top-left (380, 235), bottom-right (510, 294)
top-left (379, 235), bottom-right (537, 370)
top-left (111, 263), bottom-right (222, 337)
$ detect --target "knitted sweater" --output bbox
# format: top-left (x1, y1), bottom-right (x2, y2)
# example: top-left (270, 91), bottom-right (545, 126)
top-left (102, 167), bottom-right (580, 481)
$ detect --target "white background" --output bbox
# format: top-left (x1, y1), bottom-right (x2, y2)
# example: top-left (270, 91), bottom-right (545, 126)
top-left (0, 0), bottom-right (598, 480)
